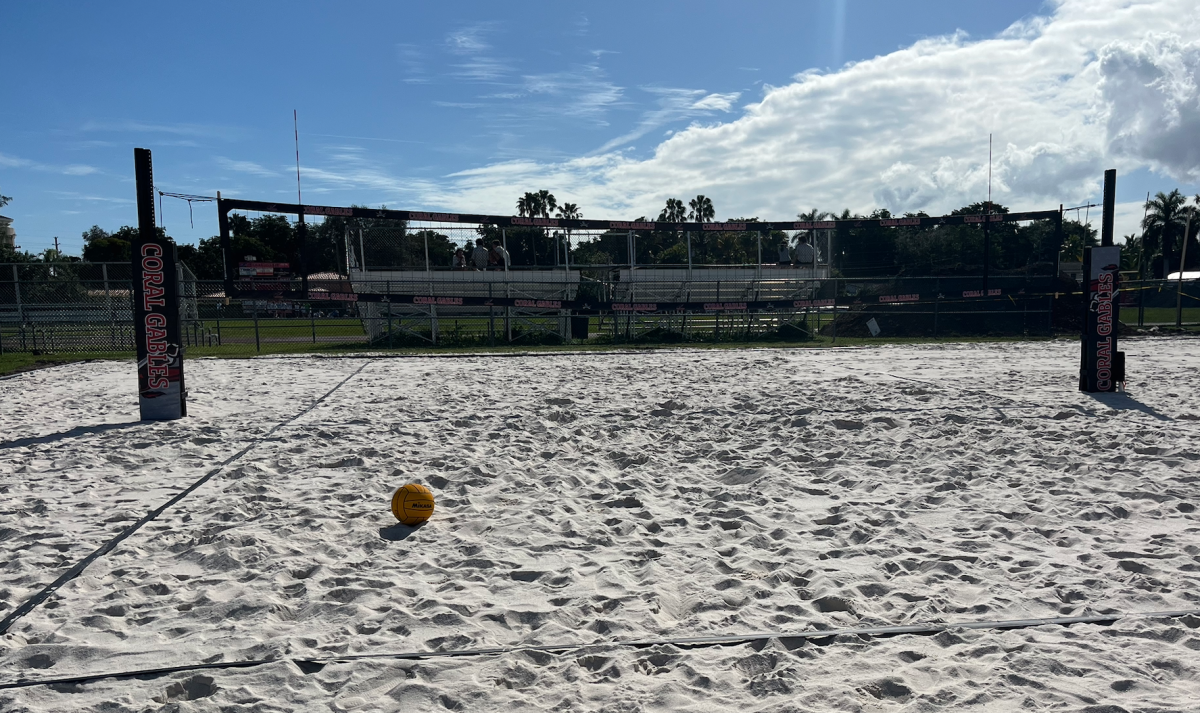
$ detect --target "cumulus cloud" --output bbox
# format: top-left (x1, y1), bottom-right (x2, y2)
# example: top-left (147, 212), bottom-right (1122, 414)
top-left (1100, 33), bottom-right (1200, 181)
top-left (405, 0), bottom-right (1199, 222)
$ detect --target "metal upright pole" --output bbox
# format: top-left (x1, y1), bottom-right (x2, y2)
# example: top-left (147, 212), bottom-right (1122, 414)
top-left (359, 228), bottom-right (366, 273)
top-left (1177, 213), bottom-right (1193, 329)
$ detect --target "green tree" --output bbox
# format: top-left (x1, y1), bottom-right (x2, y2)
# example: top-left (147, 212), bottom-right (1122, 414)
top-left (1120, 234), bottom-right (1141, 272)
top-left (687, 195), bottom-right (714, 222)
top-left (555, 203), bottom-right (582, 264)
top-left (536, 190), bottom-right (557, 219)
top-left (0, 194), bottom-right (10, 208)
top-left (510, 191), bottom-right (559, 265)
top-left (1058, 220), bottom-right (1097, 262)
top-left (81, 225), bottom-right (171, 262)
top-left (658, 198), bottom-right (687, 223)
top-left (1143, 189), bottom-right (1189, 278)
top-left (688, 195), bottom-right (715, 261)
top-left (516, 193), bottom-right (534, 217)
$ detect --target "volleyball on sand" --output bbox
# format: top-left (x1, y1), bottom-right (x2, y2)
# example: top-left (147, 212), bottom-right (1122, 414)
top-left (391, 483), bottom-right (436, 526)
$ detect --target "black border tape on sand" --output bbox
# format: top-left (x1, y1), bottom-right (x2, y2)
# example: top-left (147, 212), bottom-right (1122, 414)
top-left (0, 361), bottom-right (372, 638)
top-left (3, 608), bottom-right (1199, 691)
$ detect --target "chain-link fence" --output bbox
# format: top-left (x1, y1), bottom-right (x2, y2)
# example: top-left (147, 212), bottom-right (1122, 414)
top-left (5, 262), bottom-right (1196, 355)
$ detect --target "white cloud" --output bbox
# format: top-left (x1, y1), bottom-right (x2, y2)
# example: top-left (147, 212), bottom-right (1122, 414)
top-left (216, 157), bottom-right (281, 178)
top-left (0, 153), bottom-right (35, 168)
top-left (594, 88), bottom-right (743, 153)
top-left (445, 23), bottom-right (514, 82)
top-left (79, 120), bottom-right (242, 140)
top-left (0, 152), bottom-right (100, 177)
top-left (399, 0), bottom-right (1200, 222)
top-left (518, 65), bottom-right (624, 123)
top-left (1100, 33), bottom-right (1200, 181)
top-left (691, 92), bottom-right (740, 112)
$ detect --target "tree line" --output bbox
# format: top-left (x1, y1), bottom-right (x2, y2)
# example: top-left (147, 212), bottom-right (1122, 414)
top-left (4, 189), bottom-right (1197, 280)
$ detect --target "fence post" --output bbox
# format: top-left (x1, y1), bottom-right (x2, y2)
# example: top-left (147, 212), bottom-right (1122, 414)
top-left (102, 263), bottom-right (115, 349)
top-left (311, 306), bottom-right (317, 343)
top-left (388, 303), bottom-right (393, 349)
top-left (489, 282), bottom-right (495, 347)
top-left (1177, 214), bottom-right (1192, 329)
top-left (715, 281), bottom-right (721, 342)
top-left (933, 278), bottom-right (940, 338)
top-left (1137, 277), bottom-right (1145, 327)
top-left (216, 314), bottom-right (222, 346)
top-left (12, 264), bottom-right (23, 324)
top-left (253, 303), bottom-right (261, 353)
top-left (831, 278), bottom-right (838, 344)
top-left (502, 229), bottom-right (512, 343)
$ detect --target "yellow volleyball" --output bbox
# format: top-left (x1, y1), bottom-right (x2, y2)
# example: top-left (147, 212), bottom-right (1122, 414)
top-left (391, 483), bottom-right (436, 526)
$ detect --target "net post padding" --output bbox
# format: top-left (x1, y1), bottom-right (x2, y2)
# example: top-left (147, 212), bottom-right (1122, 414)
top-left (132, 148), bottom-right (186, 420)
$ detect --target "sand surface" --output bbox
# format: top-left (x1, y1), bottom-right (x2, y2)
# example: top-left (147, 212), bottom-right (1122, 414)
top-left (1, 339), bottom-right (1199, 711)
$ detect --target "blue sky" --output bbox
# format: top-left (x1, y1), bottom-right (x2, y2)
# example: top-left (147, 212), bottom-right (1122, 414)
top-left (2, 0), bottom-right (1198, 255)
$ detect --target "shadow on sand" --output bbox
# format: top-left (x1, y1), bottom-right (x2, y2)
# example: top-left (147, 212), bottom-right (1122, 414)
top-left (1085, 392), bottom-right (1172, 421)
top-left (0, 421), bottom-right (147, 450)
top-left (379, 522), bottom-right (425, 541)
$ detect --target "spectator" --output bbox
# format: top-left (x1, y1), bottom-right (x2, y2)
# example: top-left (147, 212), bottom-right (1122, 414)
top-left (490, 240), bottom-right (510, 270)
top-left (777, 242), bottom-right (792, 266)
top-left (795, 235), bottom-right (816, 267)
top-left (471, 238), bottom-right (490, 270)
top-left (453, 248), bottom-right (468, 270)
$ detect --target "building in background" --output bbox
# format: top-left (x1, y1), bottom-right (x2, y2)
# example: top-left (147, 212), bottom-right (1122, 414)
top-left (0, 215), bottom-right (14, 248)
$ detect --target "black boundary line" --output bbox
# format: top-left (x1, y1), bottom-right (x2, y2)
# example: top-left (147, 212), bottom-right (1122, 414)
top-left (3, 609), bottom-right (1198, 691)
top-left (0, 360), bottom-right (372, 637)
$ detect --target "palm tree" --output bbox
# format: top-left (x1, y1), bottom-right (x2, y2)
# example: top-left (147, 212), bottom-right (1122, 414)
top-left (658, 198), bottom-right (687, 223)
top-left (535, 190), bottom-right (558, 219)
top-left (688, 195), bottom-right (715, 262)
top-left (1143, 189), bottom-right (1189, 278)
top-left (555, 203), bottom-right (581, 264)
top-left (796, 208), bottom-right (832, 246)
top-left (688, 195), bottom-right (714, 223)
top-left (1120, 234), bottom-right (1140, 272)
top-left (516, 193), bottom-right (535, 217)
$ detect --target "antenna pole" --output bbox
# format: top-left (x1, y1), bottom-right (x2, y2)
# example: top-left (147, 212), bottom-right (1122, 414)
top-left (988, 133), bottom-right (992, 210)
top-left (294, 110), bottom-right (303, 206)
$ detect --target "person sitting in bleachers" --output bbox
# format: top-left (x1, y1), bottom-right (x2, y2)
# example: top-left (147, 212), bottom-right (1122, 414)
top-left (795, 235), bottom-right (816, 267)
